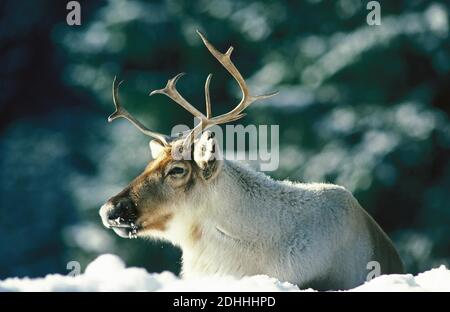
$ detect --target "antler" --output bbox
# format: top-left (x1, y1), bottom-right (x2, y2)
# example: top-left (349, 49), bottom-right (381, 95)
top-left (109, 76), bottom-right (170, 146)
top-left (149, 31), bottom-right (278, 143)
top-left (149, 73), bottom-right (207, 121)
top-left (196, 30), bottom-right (278, 129)
top-left (109, 31), bottom-right (278, 148)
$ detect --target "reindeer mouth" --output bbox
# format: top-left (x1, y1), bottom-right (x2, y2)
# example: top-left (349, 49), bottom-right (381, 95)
top-left (99, 201), bottom-right (140, 239)
top-left (110, 223), bottom-right (139, 239)
top-left (109, 218), bottom-right (139, 239)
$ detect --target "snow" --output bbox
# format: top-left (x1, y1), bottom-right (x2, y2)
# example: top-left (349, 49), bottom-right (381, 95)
top-left (0, 254), bottom-right (449, 292)
top-left (353, 266), bottom-right (450, 292)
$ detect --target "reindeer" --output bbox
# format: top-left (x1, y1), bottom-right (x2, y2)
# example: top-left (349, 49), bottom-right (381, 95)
top-left (99, 31), bottom-right (404, 290)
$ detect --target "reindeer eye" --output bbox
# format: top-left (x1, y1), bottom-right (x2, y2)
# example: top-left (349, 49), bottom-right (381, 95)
top-left (168, 166), bottom-right (186, 176)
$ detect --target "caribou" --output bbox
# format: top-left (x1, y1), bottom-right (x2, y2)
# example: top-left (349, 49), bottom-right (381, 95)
top-left (99, 31), bottom-right (404, 290)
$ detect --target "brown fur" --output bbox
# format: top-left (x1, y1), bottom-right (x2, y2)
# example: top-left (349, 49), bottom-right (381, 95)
top-left (144, 148), bottom-right (172, 173)
top-left (190, 223), bottom-right (203, 243)
top-left (104, 138), bottom-right (216, 242)
top-left (123, 145), bottom-right (202, 234)
top-left (140, 212), bottom-right (174, 231)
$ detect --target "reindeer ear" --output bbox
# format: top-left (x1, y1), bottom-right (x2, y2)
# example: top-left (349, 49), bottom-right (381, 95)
top-left (149, 140), bottom-right (165, 159)
top-left (194, 131), bottom-right (222, 180)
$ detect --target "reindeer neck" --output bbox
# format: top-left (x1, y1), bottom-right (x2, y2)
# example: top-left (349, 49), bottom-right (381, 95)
top-left (165, 160), bottom-right (284, 252)
top-left (199, 161), bottom-right (282, 241)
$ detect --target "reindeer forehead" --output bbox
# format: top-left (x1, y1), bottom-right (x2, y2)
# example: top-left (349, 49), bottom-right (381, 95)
top-left (144, 142), bottom-right (194, 174)
top-left (144, 149), bottom-right (174, 174)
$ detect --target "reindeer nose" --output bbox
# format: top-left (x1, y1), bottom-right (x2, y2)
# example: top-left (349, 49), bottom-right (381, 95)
top-left (110, 198), bottom-right (134, 219)
top-left (99, 198), bottom-right (137, 228)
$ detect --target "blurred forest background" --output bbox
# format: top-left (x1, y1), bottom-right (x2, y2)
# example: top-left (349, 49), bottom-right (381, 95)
top-left (1, 0), bottom-right (450, 278)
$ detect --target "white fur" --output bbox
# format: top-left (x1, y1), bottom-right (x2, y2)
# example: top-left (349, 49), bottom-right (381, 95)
top-left (149, 140), bottom-right (164, 159)
top-left (144, 158), bottom-right (404, 290)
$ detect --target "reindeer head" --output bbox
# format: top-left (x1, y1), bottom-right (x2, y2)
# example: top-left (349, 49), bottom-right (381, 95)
top-left (99, 31), bottom-right (277, 239)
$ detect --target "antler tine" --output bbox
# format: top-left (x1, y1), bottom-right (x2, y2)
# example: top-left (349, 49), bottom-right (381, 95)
top-left (179, 73), bottom-right (214, 148)
top-left (196, 30), bottom-right (278, 128)
top-left (109, 76), bottom-right (170, 146)
top-left (204, 73), bottom-right (213, 119)
top-left (150, 73), bottom-right (206, 121)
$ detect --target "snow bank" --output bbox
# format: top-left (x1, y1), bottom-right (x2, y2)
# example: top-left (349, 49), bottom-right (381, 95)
top-left (0, 254), bottom-right (449, 292)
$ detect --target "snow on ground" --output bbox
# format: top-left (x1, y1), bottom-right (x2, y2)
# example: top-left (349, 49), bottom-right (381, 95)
top-left (0, 254), bottom-right (449, 292)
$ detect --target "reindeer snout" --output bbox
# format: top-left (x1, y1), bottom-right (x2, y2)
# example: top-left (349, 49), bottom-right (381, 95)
top-left (99, 198), bottom-right (138, 238)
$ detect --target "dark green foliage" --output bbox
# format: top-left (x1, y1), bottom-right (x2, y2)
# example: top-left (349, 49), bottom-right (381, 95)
top-left (0, 0), bottom-right (449, 277)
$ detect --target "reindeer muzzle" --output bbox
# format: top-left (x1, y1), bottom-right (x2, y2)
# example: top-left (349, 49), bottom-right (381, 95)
top-left (99, 198), bottom-right (139, 239)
